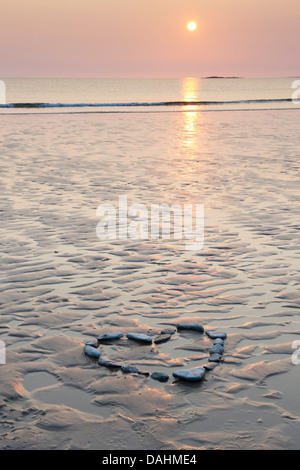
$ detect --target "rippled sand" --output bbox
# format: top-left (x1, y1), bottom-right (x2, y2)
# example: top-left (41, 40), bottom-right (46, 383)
top-left (0, 109), bottom-right (300, 449)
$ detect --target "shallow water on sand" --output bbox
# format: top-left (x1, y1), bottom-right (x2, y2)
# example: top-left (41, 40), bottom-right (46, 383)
top-left (0, 109), bottom-right (300, 449)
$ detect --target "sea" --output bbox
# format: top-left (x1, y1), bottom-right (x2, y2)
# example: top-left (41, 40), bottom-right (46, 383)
top-left (0, 77), bottom-right (299, 113)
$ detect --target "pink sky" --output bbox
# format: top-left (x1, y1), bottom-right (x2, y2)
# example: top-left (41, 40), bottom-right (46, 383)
top-left (1, 0), bottom-right (299, 77)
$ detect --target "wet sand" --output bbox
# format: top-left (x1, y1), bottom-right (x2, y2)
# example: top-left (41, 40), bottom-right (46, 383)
top-left (0, 109), bottom-right (299, 449)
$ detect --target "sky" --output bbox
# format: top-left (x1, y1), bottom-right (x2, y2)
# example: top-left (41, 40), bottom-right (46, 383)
top-left (1, 0), bottom-right (299, 77)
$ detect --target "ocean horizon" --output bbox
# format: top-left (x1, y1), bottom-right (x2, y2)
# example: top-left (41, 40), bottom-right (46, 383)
top-left (1, 77), bottom-right (299, 113)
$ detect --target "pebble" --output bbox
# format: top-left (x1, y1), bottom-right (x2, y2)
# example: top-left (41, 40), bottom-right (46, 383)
top-left (121, 365), bottom-right (139, 374)
top-left (126, 333), bottom-right (153, 343)
top-left (203, 363), bottom-right (219, 371)
top-left (206, 331), bottom-right (227, 340)
top-left (177, 324), bottom-right (204, 333)
top-left (121, 365), bottom-right (149, 376)
top-left (98, 357), bottom-right (122, 368)
top-left (161, 328), bottom-right (176, 335)
top-left (210, 344), bottom-right (224, 355)
top-left (172, 367), bottom-right (206, 382)
top-left (154, 334), bottom-right (171, 344)
top-left (208, 354), bottom-right (222, 362)
top-left (151, 372), bottom-right (169, 382)
top-left (214, 338), bottom-right (224, 345)
top-left (85, 340), bottom-right (99, 348)
top-left (97, 333), bottom-right (123, 342)
top-left (84, 345), bottom-right (101, 358)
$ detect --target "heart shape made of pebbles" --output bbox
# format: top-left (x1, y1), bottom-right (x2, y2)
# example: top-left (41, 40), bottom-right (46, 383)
top-left (83, 323), bottom-right (227, 383)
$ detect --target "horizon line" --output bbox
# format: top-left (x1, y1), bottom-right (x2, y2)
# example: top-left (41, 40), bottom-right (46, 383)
top-left (1, 75), bottom-right (300, 80)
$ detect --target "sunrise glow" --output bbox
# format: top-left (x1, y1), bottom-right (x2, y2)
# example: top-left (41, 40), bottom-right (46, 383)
top-left (187, 21), bottom-right (197, 31)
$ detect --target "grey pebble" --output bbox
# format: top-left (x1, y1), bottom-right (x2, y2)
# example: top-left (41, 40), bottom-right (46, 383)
top-left (161, 328), bottom-right (176, 335)
top-left (154, 334), bottom-right (171, 344)
top-left (121, 365), bottom-right (149, 376)
top-left (98, 357), bottom-right (122, 368)
top-left (151, 372), bottom-right (169, 382)
top-left (85, 340), bottom-right (99, 348)
top-left (209, 354), bottom-right (222, 362)
top-left (97, 332), bottom-right (124, 342)
top-left (210, 344), bottom-right (224, 355)
top-left (126, 333), bottom-right (153, 343)
top-left (121, 365), bottom-right (139, 374)
top-left (84, 345), bottom-right (101, 358)
top-left (214, 338), bottom-right (224, 345)
top-left (206, 331), bottom-right (227, 340)
top-left (177, 324), bottom-right (204, 333)
top-left (173, 367), bottom-right (206, 382)
top-left (203, 363), bottom-right (219, 371)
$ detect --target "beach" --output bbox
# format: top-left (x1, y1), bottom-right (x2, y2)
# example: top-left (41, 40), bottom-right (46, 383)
top-left (0, 105), bottom-right (300, 449)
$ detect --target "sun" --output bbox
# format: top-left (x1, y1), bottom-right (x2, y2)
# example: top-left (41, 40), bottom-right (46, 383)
top-left (187, 21), bottom-right (197, 32)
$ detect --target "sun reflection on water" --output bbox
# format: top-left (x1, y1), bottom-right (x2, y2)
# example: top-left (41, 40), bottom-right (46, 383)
top-left (181, 77), bottom-right (207, 156)
top-left (167, 77), bottom-right (208, 193)
top-left (182, 77), bottom-right (200, 149)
